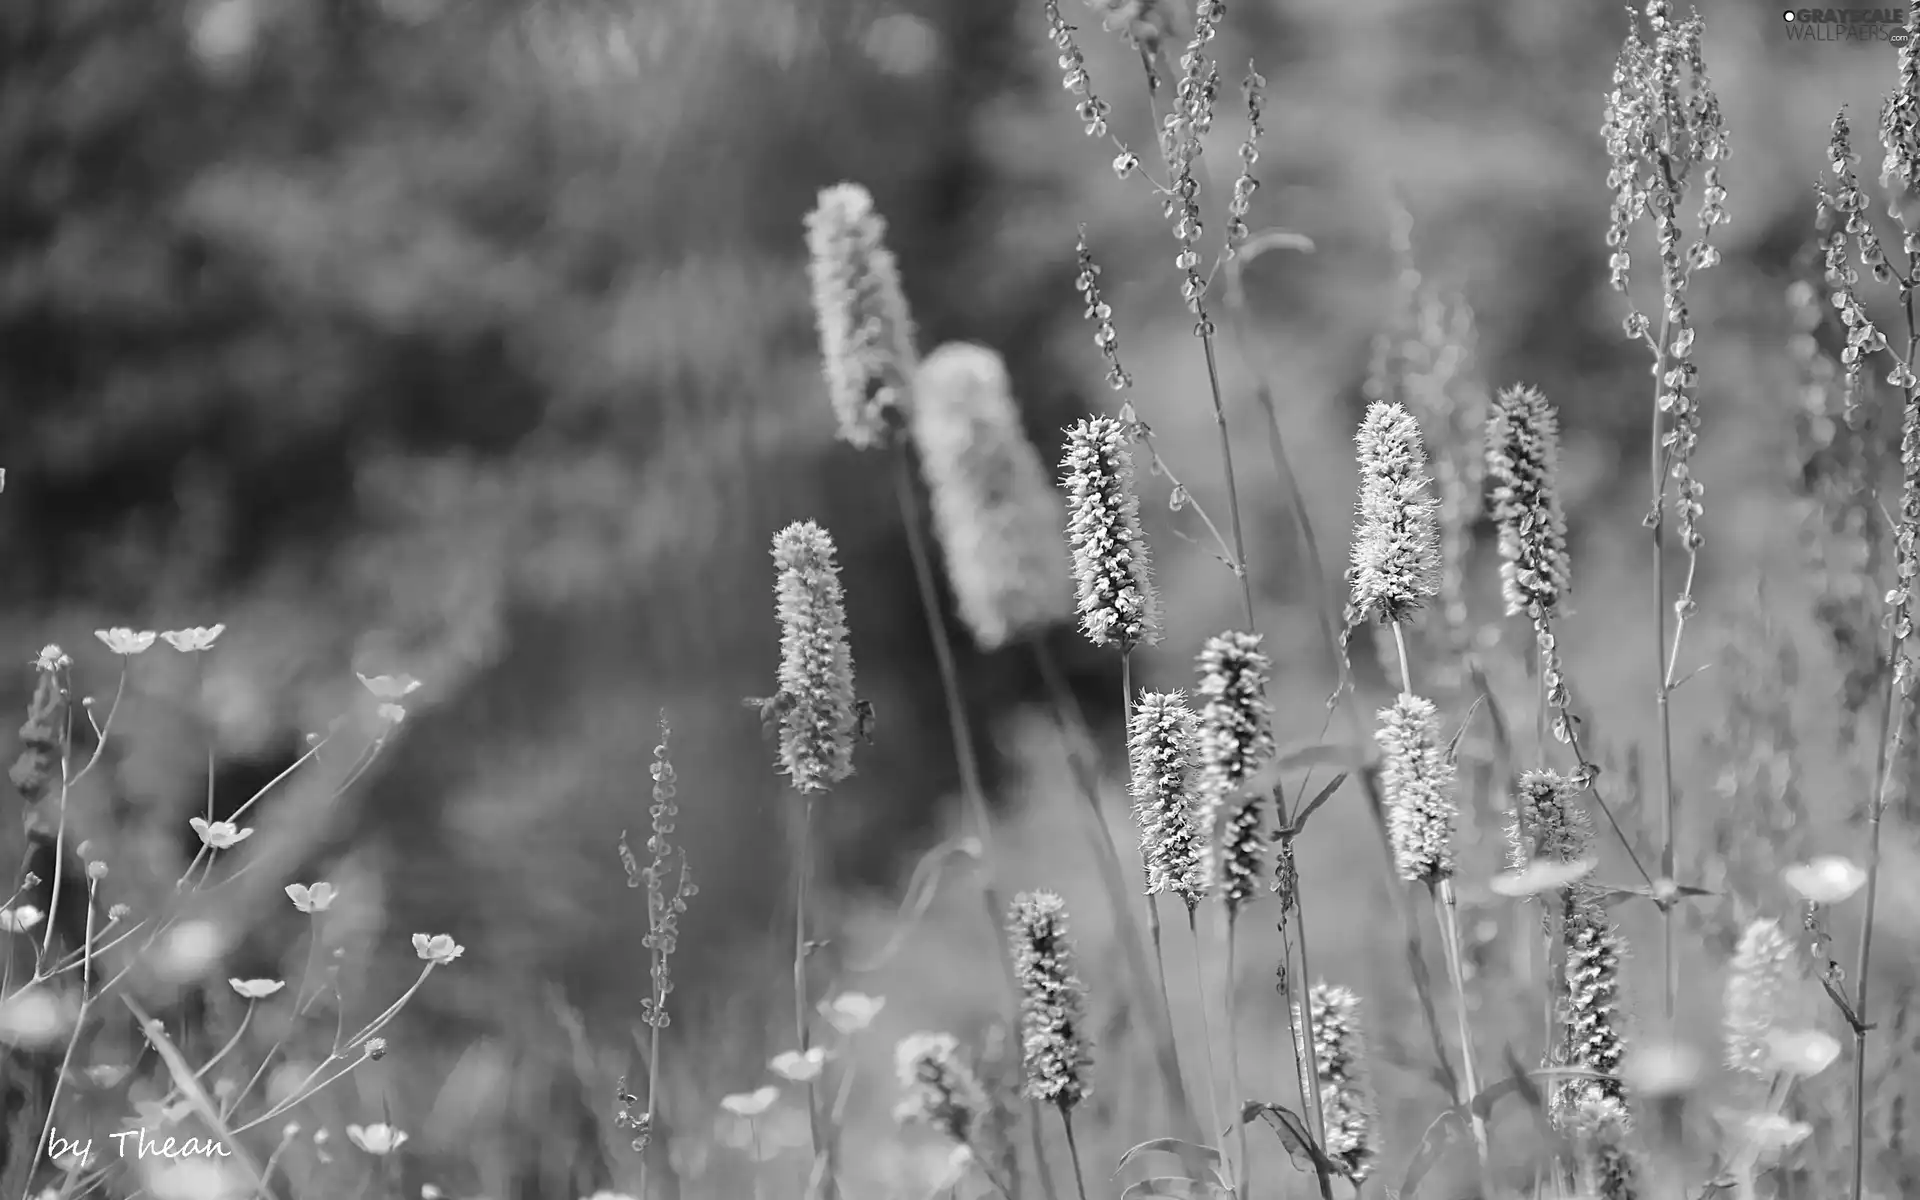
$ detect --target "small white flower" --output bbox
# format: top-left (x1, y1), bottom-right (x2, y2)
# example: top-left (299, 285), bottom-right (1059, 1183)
top-left (356, 672), bottom-right (423, 701)
top-left (229, 978), bottom-right (286, 1000)
top-left (411, 933), bottom-right (464, 965)
top-left (0, 985), bottom-right (77, 1048)
top-left (1784, 856), bottom-right (1868, 905)
top-left (769, 1047), bottom-right (828, 1082)
top-left (285, 882), bottom-right (336, 913)
top-left (1765, 1028), bottom-right (1842, 1077)
top-left (820, 992), bottom-right (886, 1036)
top-left (0, 905), bottom-right (45, 934)
top-left (188, 818), bottom-right (253, 850)
top-left (95, 628), bottom-right (157, 656)
top-left (84, 1064), bottom-right (127, 1087)
top-left (33, 645), bottom-right (70, 673)
top-left (720, 1086), bottom-right (779, 1117)
top-left (345, 1123), bottom-right (409, 1155)
top-left (160, 626), bottom-right (226, 652)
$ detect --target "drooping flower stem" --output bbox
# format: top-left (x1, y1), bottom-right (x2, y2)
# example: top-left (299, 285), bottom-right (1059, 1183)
top-left (894, 442), bottom-right (1059, 1200)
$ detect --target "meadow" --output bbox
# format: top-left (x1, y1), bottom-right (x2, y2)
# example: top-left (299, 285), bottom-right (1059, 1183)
top-left (8, 1), bottom-right (1920, 1199)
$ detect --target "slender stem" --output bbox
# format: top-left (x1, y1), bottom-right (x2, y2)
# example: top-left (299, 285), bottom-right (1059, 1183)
top-left (1287, 884), bottom-right (1337, 1200)
top-left (894, 442), bottom-right (1056, 1200)
top-left (1186, 907), bottom-right (1225, 1156)
top-left (1431, 879), bottom-right (1490, 1177)
top-left (1199, 328), bottom-right (1259, 629)
top-left (794, 795), bottom-right (825, 1195)
top-left (1644, 237), bottom-right (1680, 1031)
top-left (1390, 622), bottom-right (1413, 696)
top-left (1059, 1110), bottom-right (1093, 1200)
top-left (1226, 916), bottom-right (1248, 1198)
top-left (1851, 256), bottom-right (1920, 1200)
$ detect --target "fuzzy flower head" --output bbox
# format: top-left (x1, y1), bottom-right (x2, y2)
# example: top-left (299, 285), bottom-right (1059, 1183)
top-left (1127, 690), bottom-right (1204, 909)
top-left (1375, 694), bottom-right (1457, 883)
top-left (1723, 917), bottom-right (1800, 1078)
top-left (1555, 895), bottom-right (1629, 1122)
top-left (768, 521), bottom-right (860, 793)
top-left (805, 183), bottom-right (917, 449)
top-left (1506, 769), bottom-right (1592, 872)
top-left (1217, 792), bottom-right (1269, 915)
top-left (910, 343), bottom-right (1074, 650)
top-left (1194, 632), bottom-right (1277, 901)
top-left (1486, 384), bottom-right (1572, 619)
top-left (1296, 982), bottom-right (1379, 1184)
top-left (1568, 1095), bottom-right (1640, 1200)
top-left (893, 1031), bottom-right (990, 1146)
top-left (1347, 401), bottom-right (1442, 625)
top-left (1007, 891), bottom-right (1093, 1110)
top-left (1060, 416), bottom-right (1160, 650)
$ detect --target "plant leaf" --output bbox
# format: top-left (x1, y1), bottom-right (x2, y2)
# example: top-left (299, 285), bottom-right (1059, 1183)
top-left (1400, 1107), bottom-right (1464, 1198)
top-left (1241, 1101), bottom-right (1341, 1176)
top-left (1287, 772), bottom-right (1348, 835)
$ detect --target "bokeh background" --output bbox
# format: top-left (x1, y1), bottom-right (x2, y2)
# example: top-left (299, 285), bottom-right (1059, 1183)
top-left (7, 0), bottom-right (1920, 1197)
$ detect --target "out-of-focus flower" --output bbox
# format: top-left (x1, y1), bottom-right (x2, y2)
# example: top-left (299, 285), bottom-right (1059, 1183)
top-left (0, 985), bottom-right (77, 1048)
top-left (285, 882), bottom-right (336, 914)
top-left (189, 818), bottom-right (253, 850)
top-left (229, 979), bottom-right (285, 1000)
top-left (33, 645), bottom-right (69, 673)
top-left (820, 992), bottom-right (887, 1036)
top-left (1724, 917), bottom-right (1798, 1078)
top-left (1490, 857), bottom-right (1597, 898)
top-left (345, 1124), bottom-right (409, 1155)
top-left (805, 182), bottom-right (918, 448)
top-left (720, 1087), bottom-right (779, 1117)
top-left (893, 1031), bottom-right (989, 1146)
top-left (769, 1047), bottom-right (828, 1083)
top-left (161, 626), bottom-right (227, 652)
top-left (356, 673), bottom-right (422, 701)
top-left (1765, 1029), bottom-right (1842, 1078)
top-left (95, 629), bottom-right (157, 656)
top-left (411, 933), bottom-right (464, 965)
top-left (1784, 856), bottom-right (1868, 905)
top-left (0, 905), bottom-right (45, 934)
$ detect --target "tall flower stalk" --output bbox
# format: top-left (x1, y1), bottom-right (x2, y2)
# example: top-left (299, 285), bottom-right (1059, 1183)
top-left (1349, 398), bottom-right (1487, 1174)
top-left (1010, 893), bottom-right (1095, 1200)
top-left (766, 520), bottom-right (860, 1188)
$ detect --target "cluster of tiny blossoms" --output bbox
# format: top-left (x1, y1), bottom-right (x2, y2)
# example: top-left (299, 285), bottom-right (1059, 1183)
top-left (1348, 400), bottom-right (1442, 628)
top-left (1600, 1), bottom-right (1728, 556)
top-left (1160, 0), bottom-right (1225, 324)
top-left (1821, 113), bottom-right (1897, 405)
top-left (893, 1031), bottom-right (990, 1148)
top-left (1375, 694), bottom-right (1457, 884)
top-left (1193, 631), bottom-right (1276, 907)
top-left (1127, 690), bottom-right (1205, 909)
top-left (804, 183), bottom-right (918, 449)
top-left (1061, 416), bottom-right (1161, 650)
top-left (768, 521), bottom-right (860, 792)
top-left (1723, 916), bottom-right (1798, 1079)
top-left (1007, 891), bottom-right (1093, 1111)
top-left (1556, 891), bottom-right (1630, 1121)
top-left (909, 342), bottom-right (1075, 651)
top-left (1298, 983), bottom-right (1379, 1184)
top-left (1043, 1), bottom-right (1112, 138)
top-left (1506, 769), bottom-right (1592, 873)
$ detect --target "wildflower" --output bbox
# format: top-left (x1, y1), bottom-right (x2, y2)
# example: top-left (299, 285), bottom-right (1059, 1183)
top-left (188, 818), bottom-right (253, 850)
top-left (33, 645), bottom-right (70, 673)
top-left (1622, 1036), bottom-right (1702, 1096)
top-left (768, 521), bottom-right (860, 792)
top-left (804, 182), bottom-right (918, 449)
top-left (1347, 400), bottom-right (1441, 626)
top-left (285, 882), bottom-right (336, 914)
top-left (345, 1124), bottom-right (409, 1155)
top-left (1074, 230), bottom-right (1132, 391)
top-left (1486, 384), bottom-right (1571, 619)
top-left (909, 343), bottom-right (1074, 650)
top-left (356, 672), bottom-right (422, 701)
top-left (0, 985), bottom-right (77, 1048)
top-left (634, 715), bottom-right (695, 1031)
top-left (363, 1037), bottom-right (387, 1061)
top-left (1880, 4), bottom-right (1920, 192)
top-left (95, 628), bottom-right (157, 656)
top-left (1556, 894), bottom-right (1629, 1120)
top-left (1127, 689), bottom-right (1204, 908)
top-left (160, 626), bottom-right (226, 652)
top-left (1194, 632), bottom-right (1276, 906)
top-left (1568, 1094), bottom-right (1640, 1200)
top-left (1764, 1028), bottom-right (1841, 1078)
top-left (1490, 858), bottom-right (1597, 898)
top-left (1061, 415), bottom-right (1160, 650)
top-left (228, 979), bottom-right (286, 1000)
top-left (411, 933), bottom-right (464, 965)
top-left (720, 1087), bottom-right (779, 1117)
top-left (0, 905), bottom-right (44, 934)
top-left (821, 992), bottom-right (887, 1036)
top-left (1783, 855), bottom-right (1867, 905)
top-left (154, 919), bottom-right (229, 982)
top-left (1375, 694), bottom-right (1457, 883)
top-left (1723, 917), bottom-right (1798, 1078)
top-left (894, 1031), bottom-right (990, 1146)
top-left (107, 904), bottom-right (131, 923)
top-left (1007, 891), bottom-right (1093, 1110)
top-left (1217, 794), bottom-right (1268, 915)
top-left (1507, 769), bottom-right (1591, 871)
top-left (1043, 1), bottom-right (1113, 138)
top-left (770, 1047), bottom-right (828, 1083)
top-left (1298, 982), bottom-right (1379, 1184)
top-left (1716, 1110), bottom-right (1812, 1163)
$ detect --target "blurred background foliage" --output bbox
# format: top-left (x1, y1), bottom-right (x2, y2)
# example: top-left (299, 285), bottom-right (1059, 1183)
top-left (5, 0), bottom-right (1920, 1194)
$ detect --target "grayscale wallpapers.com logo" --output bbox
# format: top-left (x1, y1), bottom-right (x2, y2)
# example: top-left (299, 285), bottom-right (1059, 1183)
top-left (1782, 8), bottom-right (1912, 41)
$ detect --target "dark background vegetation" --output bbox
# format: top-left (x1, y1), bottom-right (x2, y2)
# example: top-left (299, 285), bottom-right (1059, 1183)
top-left (5, 1), bottom-right (1920, 1196)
